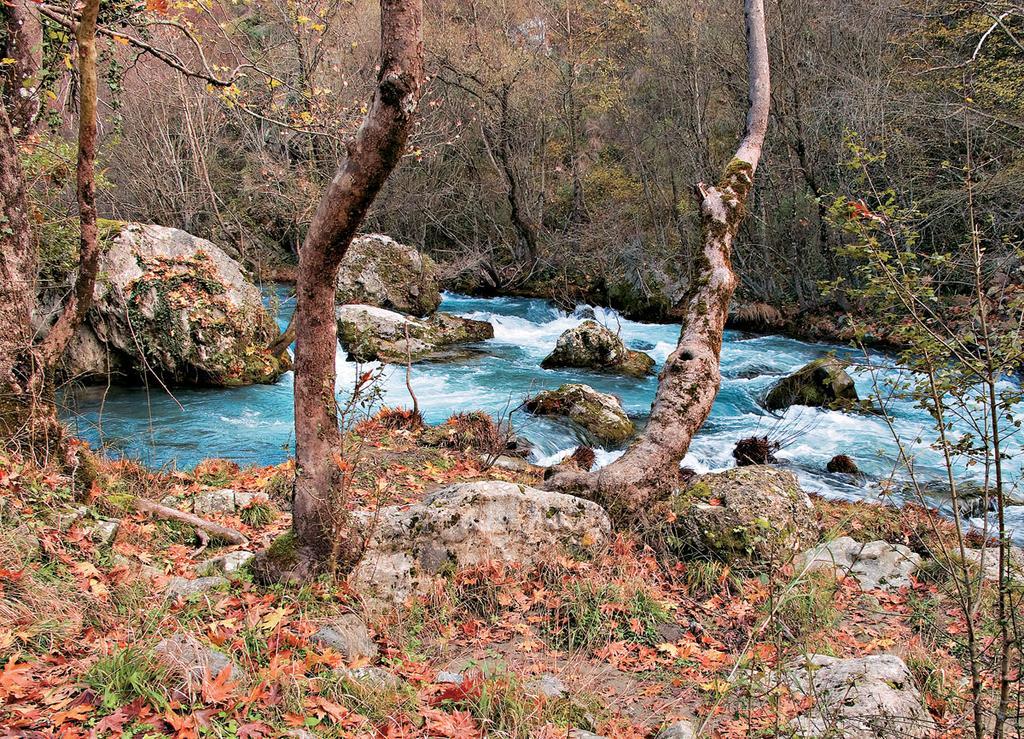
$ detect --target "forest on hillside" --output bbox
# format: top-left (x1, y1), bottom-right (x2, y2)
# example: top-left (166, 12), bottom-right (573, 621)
top-left (2, 0), bottom-right (1024, 736)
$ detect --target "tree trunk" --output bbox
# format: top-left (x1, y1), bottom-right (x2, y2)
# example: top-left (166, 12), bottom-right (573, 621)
top-left (544, 0), bottom-right (771, 524)
top-left (36, 0), bottom-right (101, 369)
top-left (286, 0), bottom-right (423, 576)
top-left (1, 0), bottom-right (42, 137)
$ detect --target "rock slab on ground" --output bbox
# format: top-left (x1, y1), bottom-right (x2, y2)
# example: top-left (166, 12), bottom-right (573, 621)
top-left (337, 305), bottom-right (493, 363)
top-left (541, 321), bottom-right (654, 377)
top-left (787, 654), bottom-right (934, 738)
top-left (666, 466), bottom-right (817, 563)
top-left (797, 537), bottom-right (920, 591)
top-left (336, 234), bottom-right (441, 317)
top-left (154, 633), bottom-right (244, 693)
top-left (311, 613), bottom-right (378, 662)
top-left (524, 383), bottom-right (635, 444)
top-left (349, 481), bottom-right (611, 603)
top-left (164, 576), bottom-right (229, 599)
top-left (58, 222), bottom-right (288, 386)
top-left (764, 357), bottom-right (859, 412)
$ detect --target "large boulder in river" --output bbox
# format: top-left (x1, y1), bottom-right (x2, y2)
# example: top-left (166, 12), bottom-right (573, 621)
top-left (337, 305), bottom-right (493, 363)
top-left (524, 383), bottom-right (635, 444)
top-left (336, 234), bottom-right (441, 317)
top-left (57, 223), bottom-right (288, 386)
top-left (664, 466), bottom-right (817, 563)
top-left (764, 357), bottom-right (859, 412)
top-left (786, 654), bottom-right (935, 738)
top-left (348, 481), bottom-right (611, 603)
top-left (541, 320), bottom-right (654, 377)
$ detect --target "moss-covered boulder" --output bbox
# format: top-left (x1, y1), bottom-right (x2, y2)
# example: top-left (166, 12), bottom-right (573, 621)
top-left (541, 320), bottom-right (654, 377)
top-left (54, 223), bottom-right (288, 386)
top-left (337, 305), bottom-right (493, 363)
top-left (764, 357), bottom-right (859, 412)
top-left (663, 466), bottom-right (817, 564)
top-left (337, 234), bottom-right (441, 317)
top-left (525, 383), bottom-right (635, 444)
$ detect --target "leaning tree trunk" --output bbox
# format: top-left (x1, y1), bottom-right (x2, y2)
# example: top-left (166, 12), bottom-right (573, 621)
top-left (544, 0), bottom-right (770, 524)
top-left (285, 0), bottom-right (423, 576)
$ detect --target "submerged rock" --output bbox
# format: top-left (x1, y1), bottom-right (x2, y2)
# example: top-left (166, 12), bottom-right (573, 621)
top-left (786, 654), bottom-right (934, 738)
top-left (797, 537), bottom-right (920, 591)
top-left (764, 357), bottom-right (859, 412)
top-left (349, 481), bottom-right (610, 603)
top-left (665, 466), bottom-right (817, 563)
top-left (337, 305), bottom-right (493, 363)
top-left (524, 383), bottom-right (635, 444)
top-left (55, 222), bottom-right (288, 387)
top-left (336, 234), bottom-right (441, 317)
top-left (541, 321), bottom-right (654, 377)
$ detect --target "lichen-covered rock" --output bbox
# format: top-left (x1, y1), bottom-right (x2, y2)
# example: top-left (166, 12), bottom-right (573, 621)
top-left (786, 654), bottom-right (935, 737)
top-left (311, 613), bottom-right (378, 662)
top-left (154, 633), bottom-right (245, 694)
top-left (337, 305), bottom-right (493, 363)
top-left (57, 223), bottom-right (288, 386)
top-left (764, 357), bottom-right (859, 412)
top-left (541, 321), bottom-right (654, 377)
top-left (960, 545), bottom-right (1024, 585)
top-left (665, 466), bottom-right (817, 563)
top-left (525, 383), bottom-right (635, 444)
top-left (797, 537), bottom-right (920, 591)
top-left (336, 234), bottom-right (441, 317)
top-left (164, 576), bottom-right (229, 599)
top-left (349, 481), bottom-right (611, 603)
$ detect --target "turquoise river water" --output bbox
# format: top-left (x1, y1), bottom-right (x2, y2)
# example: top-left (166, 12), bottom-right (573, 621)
top-left (61, 290), bottom-right (1023, 541)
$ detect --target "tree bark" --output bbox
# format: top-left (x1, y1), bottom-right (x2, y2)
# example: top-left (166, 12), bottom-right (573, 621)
top-left (1, 0), bottom-right (42, 137)
top-left (36, 0), bottom-right (101, 369)
top-left (544, 0), bottom-right (771, 524)
top-left (288, 0), bottom-right (423, 573)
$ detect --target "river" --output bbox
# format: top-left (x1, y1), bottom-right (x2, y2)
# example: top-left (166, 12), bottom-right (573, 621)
top-left (61, 289), bottom-right (1024, 541)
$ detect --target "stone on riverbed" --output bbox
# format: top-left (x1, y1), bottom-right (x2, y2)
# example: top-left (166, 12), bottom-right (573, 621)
top-left (349, 481), bottom-right (610, 603)
top-left (52, 222), bottom-right (288, 387)
top-left (337, 305), bottom-right (493, 363)
top-left (541, 321), bottom-right (654, 377)
top-left (524, 383), bottom-right (635, 444)
top-left (336, 234), bottom-right (441, 317)
top-left (786, 654), bottom-right (934, 737)
top-left (664, 466), bottom-right (817, 563)
top-left (796, 537), bottom-right (920, 591)
top-left (764, 357), bottom-right (859, 412)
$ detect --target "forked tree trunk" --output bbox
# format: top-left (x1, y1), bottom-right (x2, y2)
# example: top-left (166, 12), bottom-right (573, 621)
top-left (544, 0), bottom-right (770, 524)
top-left (1, 0), bottom-right (102, 455)
top-left (287, 0), bottom-right (423, 575)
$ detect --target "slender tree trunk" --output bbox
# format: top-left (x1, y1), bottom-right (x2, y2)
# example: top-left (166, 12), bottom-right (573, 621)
top-left (36, 0), bottom-right (101, 368)
top-left (285, 0), bottom-right (423, 576)
top-left (544, 0), bottom-right (771, 523)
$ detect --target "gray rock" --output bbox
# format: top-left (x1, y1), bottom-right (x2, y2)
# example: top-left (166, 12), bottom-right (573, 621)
top-left (787, 654), bottom-right (934, 737)
top-left (84, 518), bottom-right (120, 545)
top-left (525, 383), bottom-right (635, 444)
top-left (436, 671), bottom-right (464, 684)
top-left (797, 537), bottom-right (920, 591)
top-left (657, 721), bottom-right (697, 739)
top-left (336, 234), bottom-right (441, 317)
top-left (960, 545), bottom-right (1024, 585)
top-left (311, 613), bottom-right (378, 662)
top-left (164, 576), bottom-right (229, 599)
top-left (568, 731), bottom-right (606, 739)
top-left (525, 673), bottom-right (567, 699)
top-left (154, 633), bottom-right (243, 692)
top-left (765, 357), bottom-right (859, 412)
top-left (349, 481), bottom-right (611, 604)
top-left (666, 466), bottom-right (817, 563)
top-left (55, 506), bottom-right (89, 530)
top-left (337, 305), bottom-right (493, 364)
top-left (200, 550), bottom-right (254, 575)
top-left (541, 321), bottom-right (654, 377)
top-left (334, 666), bottom-right (401, 691)
top-left (57, 222), bottom-right (287, 387)
top-left (233, 490), bottom-right (270, 509)
top-left (193, 488), bottom-right (236, 516)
